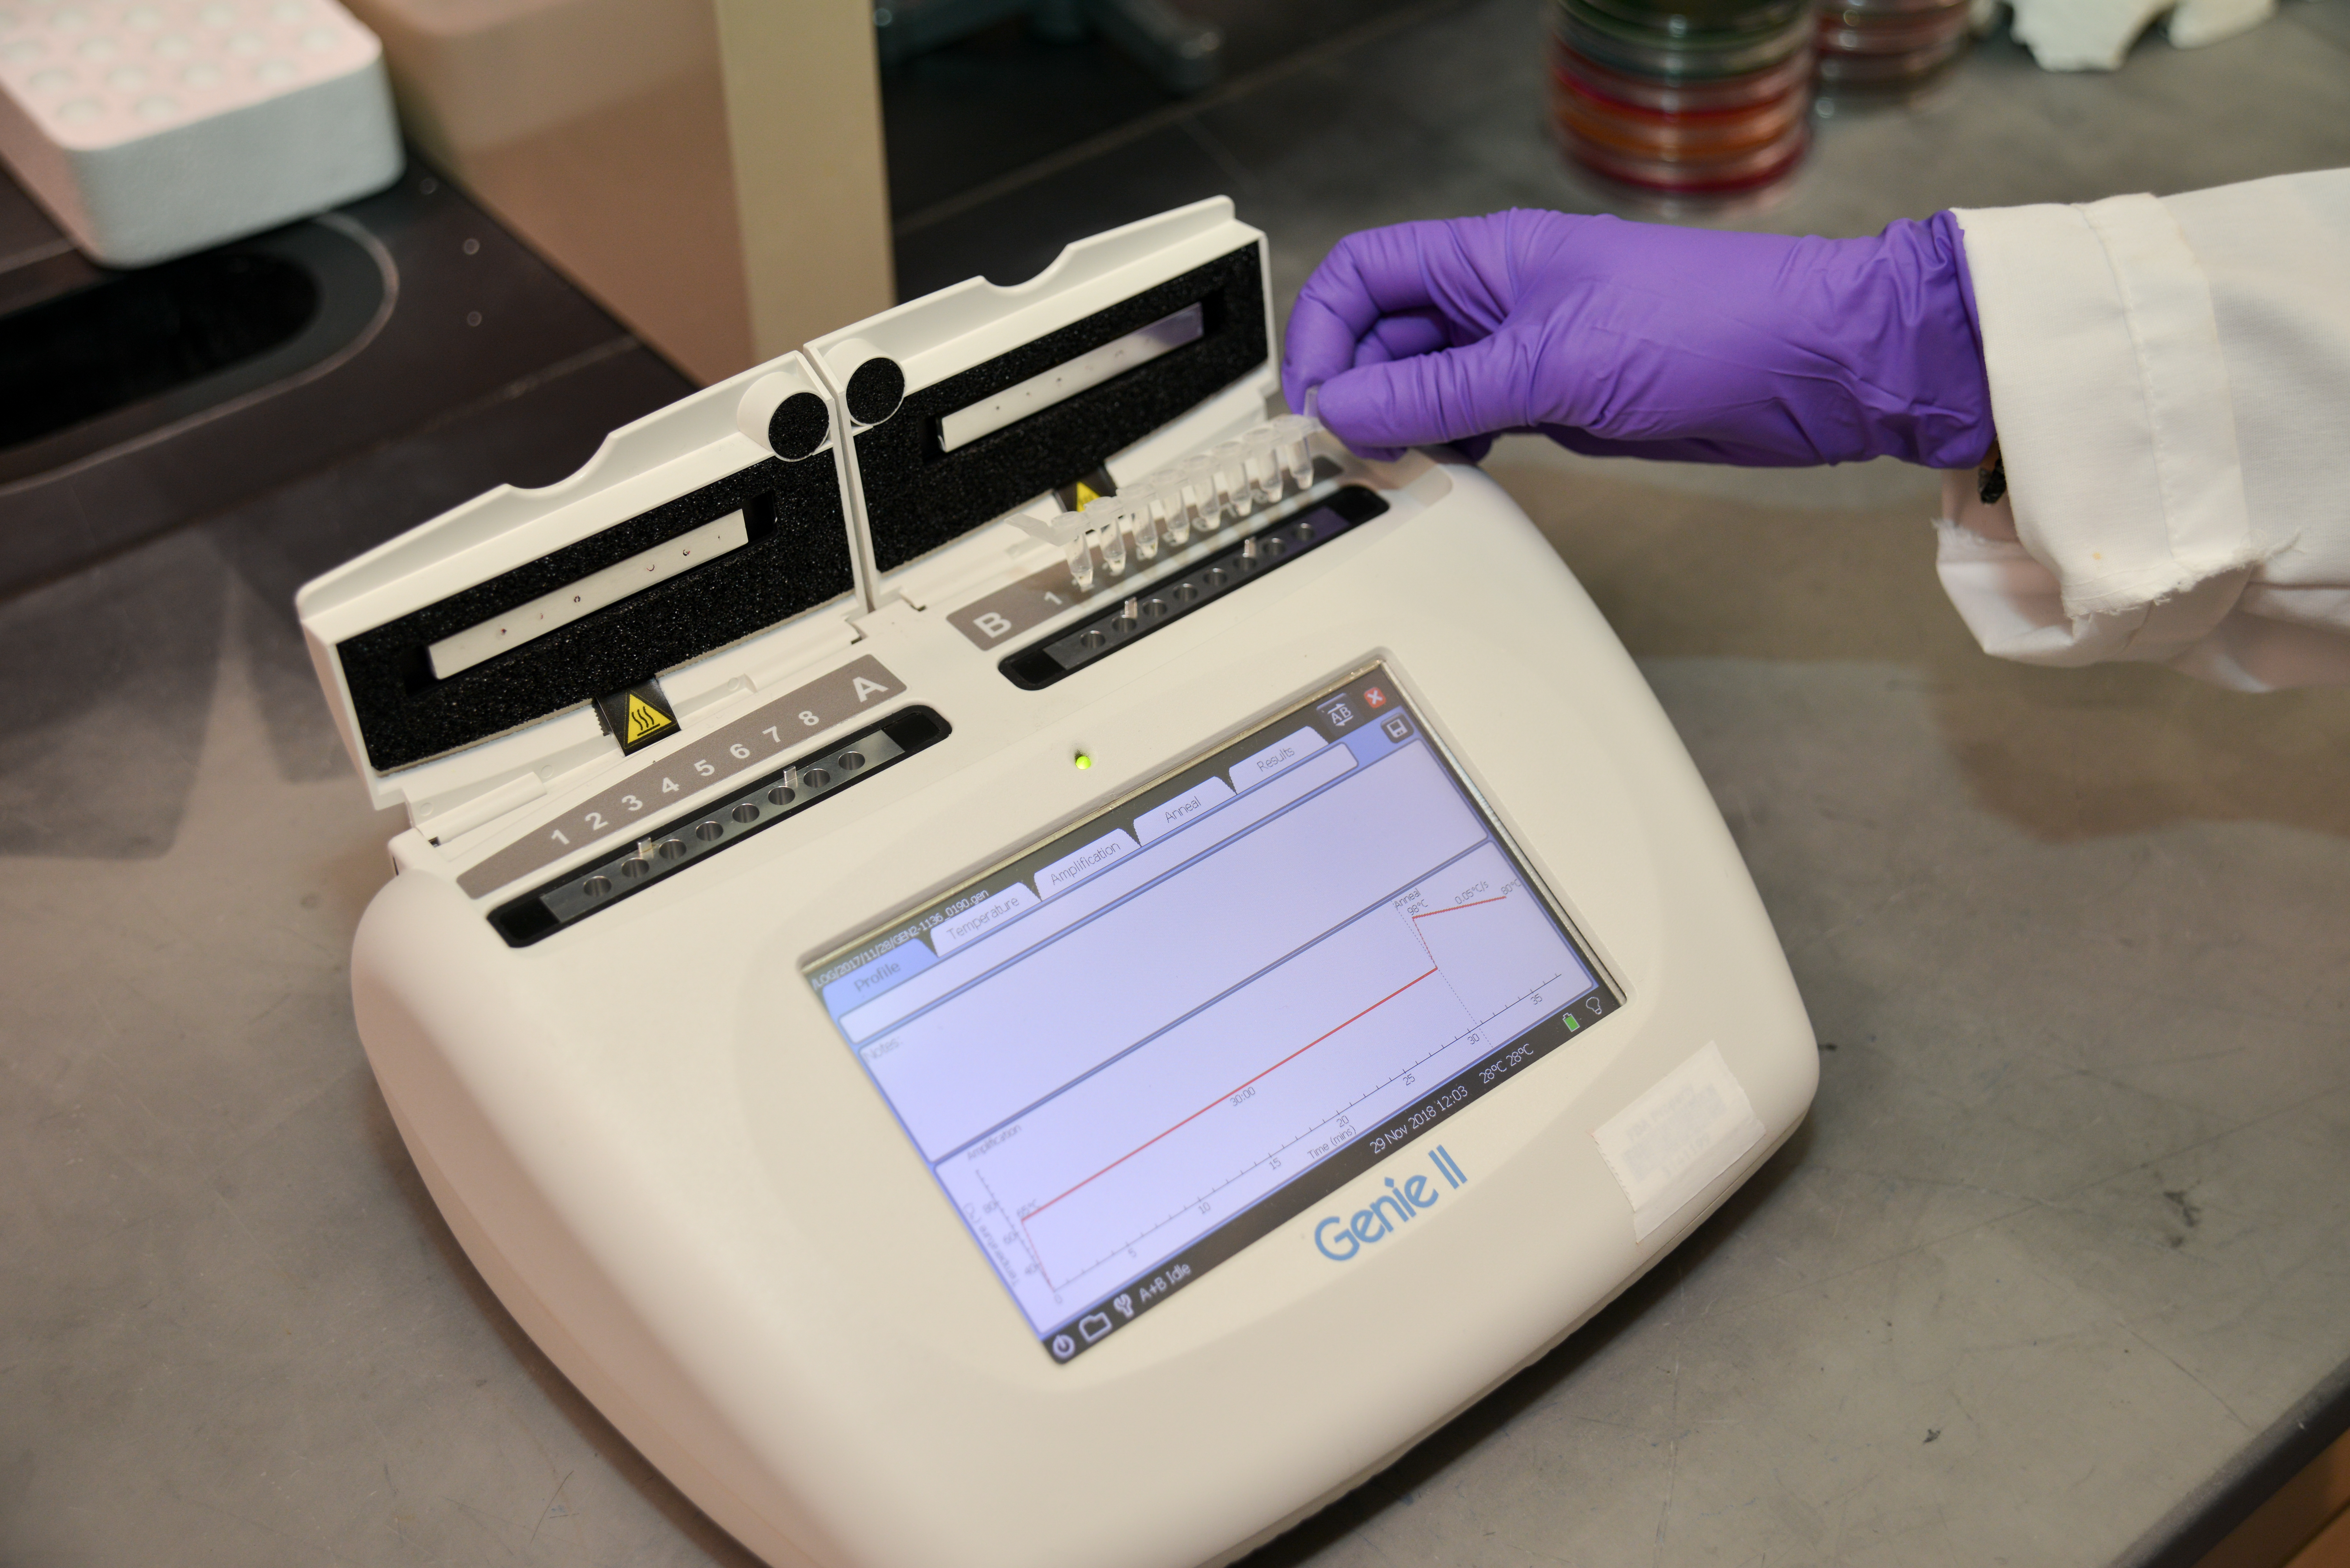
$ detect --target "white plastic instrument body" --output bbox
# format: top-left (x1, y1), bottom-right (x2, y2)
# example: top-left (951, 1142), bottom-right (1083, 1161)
top-left (302, 199), bottom-right (1816, 1568)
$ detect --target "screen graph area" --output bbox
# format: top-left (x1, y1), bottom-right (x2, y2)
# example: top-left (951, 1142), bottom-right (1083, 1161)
top-left (804, 667), bottom-right (1616, 1361)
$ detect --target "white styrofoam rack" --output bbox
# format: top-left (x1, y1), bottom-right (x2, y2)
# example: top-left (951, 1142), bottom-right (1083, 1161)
top-left (0, 0), bottom-right (399, 265)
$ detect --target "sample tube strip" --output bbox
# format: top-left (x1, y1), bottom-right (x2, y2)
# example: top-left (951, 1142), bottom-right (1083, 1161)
top-left (1018, 414), bottom-right (1322, 593)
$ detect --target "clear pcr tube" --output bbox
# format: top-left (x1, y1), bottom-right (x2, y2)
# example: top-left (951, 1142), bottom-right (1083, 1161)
top-left (1049, 513), bottom-right (1095, 588)
top-left (1125, 497), bottom-right (1160, 562)
top-left (1014, 509), bottom-right (1097, 592)
top-left (1086, 496), bottom-right (1149, 569)
top-left (1269, 412), bottom-right (1317, 494)
top-left (1180, 454), bottom-right (1223, 533)
top-left (1241, 424), bottom-right (1284, 506)
top-left (1137, 469), bottom-right (1189, 547)
top-left (1088, 508), bottom-right (1128, 576)
top-left (1209, 439), bottom-right (1254, 518)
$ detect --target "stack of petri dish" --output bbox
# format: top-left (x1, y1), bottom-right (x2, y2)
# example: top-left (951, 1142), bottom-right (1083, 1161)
top-left (1548, 0), bottom-right (1817, 207)
top-left (1813, 0), bottom-right (1973, 106)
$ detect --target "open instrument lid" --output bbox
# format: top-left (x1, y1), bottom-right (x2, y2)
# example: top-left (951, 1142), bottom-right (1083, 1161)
top-left (805, 198), bottom-right (1277, 594)
top-left (295, 350), bottom-right (860, 819)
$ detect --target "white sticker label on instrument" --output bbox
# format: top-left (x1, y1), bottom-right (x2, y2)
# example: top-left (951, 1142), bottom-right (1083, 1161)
top-left (1591, 1042), bottom-right (1765, 1242)
top-left (428, 513), bottom-right (749, 679)
top-left (937, 302), bottom-right (1205, 453)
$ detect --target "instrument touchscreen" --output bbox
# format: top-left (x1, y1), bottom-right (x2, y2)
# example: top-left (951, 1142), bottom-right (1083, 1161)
top-left (805, 666), bottom-right (1619, 1361)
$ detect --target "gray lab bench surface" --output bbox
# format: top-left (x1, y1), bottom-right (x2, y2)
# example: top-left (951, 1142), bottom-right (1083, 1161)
top-left (6, 2), bottom-right (2350, 1561)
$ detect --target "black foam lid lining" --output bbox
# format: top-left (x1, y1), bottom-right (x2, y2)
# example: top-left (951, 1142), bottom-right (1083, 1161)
top-left (335, 454), bottom-right (853, 773)
top-left (854, 242), bottom-right (1267, 575)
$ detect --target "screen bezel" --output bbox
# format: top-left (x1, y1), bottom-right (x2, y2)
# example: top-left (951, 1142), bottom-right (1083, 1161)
top-left (801, 663), bottom-right (1623, 1362)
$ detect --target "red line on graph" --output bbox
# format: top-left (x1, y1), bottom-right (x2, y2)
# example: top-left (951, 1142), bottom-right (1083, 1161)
top-left (1417, 896), bottom-right (1508, 920)
top-left (1016, 893), bottom-right (1514, 1285)
top-left (1020, 965), bottom-right (1444, 1247)
top-left (1408, 893), bottom-right (1509, 959)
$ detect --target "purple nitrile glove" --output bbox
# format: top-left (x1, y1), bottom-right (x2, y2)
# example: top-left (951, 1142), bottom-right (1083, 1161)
top-left (1282, 208), bottom-right (1995, 469)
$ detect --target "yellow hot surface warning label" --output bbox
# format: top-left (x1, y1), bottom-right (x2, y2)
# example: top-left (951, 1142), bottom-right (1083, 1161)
top-left (597, 680), bottom-right (679, 755)
top-left (625, 693), bottom-right (671, 745)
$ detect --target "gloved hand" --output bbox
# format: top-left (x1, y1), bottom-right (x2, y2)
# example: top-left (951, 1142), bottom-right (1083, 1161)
top-left (1282, 209), bottom-right (1995, 469)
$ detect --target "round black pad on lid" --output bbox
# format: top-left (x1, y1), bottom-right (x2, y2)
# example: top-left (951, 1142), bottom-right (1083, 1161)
top-left (845, 358), bottom-right (905, 426)
top-left (767, 391), bottom-right (831, 459)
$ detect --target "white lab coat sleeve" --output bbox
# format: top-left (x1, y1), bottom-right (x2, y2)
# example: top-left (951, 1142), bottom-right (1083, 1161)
top-left (1939, 169), bottom-right (2350, 690)
top-left (2006, 0), bottom-right (2274, 73)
